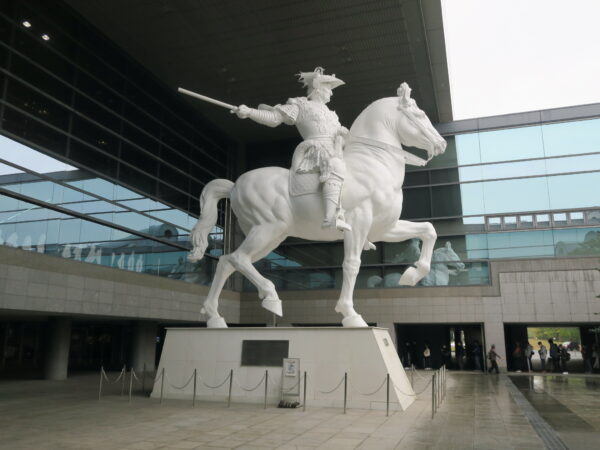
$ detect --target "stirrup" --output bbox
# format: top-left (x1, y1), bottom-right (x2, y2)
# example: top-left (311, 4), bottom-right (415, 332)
top-left (322, 218), bottom-right (352, 232)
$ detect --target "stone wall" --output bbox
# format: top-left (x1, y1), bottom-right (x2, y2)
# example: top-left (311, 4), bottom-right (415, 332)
top-left (0, 246), bottom-right (240, 323)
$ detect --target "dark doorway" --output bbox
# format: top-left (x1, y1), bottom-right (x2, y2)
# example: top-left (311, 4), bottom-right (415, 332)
top-left (395, 323), bottom-right (484, 371)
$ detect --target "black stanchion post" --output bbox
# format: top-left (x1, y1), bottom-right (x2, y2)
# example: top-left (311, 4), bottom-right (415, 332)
top-left (227, 369), bottom-right (233, 408)
top-left (192, 368), bottom-right (197, 408)
top-left (386, 373), bottom-right (390, 417)
top-left (142, 363), bottom-right (146, 396)
top-left (120, 365), bottom-right (126, 396)
top-left (98, 366), bottom-right (103, 401)
top-left (128, 368), bottom-right (133, 403)
top-left (431, 372), bottom-right (436, 419)
top-left (343, 372), bottom-right (347, 415)
top-left (264, 369), bottom-right (268, 410)
top-left (160, 367), bottom-right (165, 405)
top-left (303, 371), bottom-right (307, 412)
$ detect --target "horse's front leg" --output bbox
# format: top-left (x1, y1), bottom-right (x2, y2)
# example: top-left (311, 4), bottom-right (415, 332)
top-left (335, 207), bottom-right (371, 327)
top-left (379, 220), bottom-right (437, 286)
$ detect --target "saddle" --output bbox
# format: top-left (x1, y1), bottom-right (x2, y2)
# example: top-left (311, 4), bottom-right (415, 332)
top-left (289, 171), bottom-right (321, 197)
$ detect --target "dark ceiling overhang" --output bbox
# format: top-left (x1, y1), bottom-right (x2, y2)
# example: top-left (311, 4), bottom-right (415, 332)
top-left (64, 0), bottom-right (452, 143)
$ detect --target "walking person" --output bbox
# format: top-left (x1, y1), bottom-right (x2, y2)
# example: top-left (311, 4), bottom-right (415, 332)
top-left (525, 342), bottom-right (534, 372)
top-left (559, 345), bottom-right (570, 374)
top-left (582, 345), bottom-right (592, 373)
top-left (548, 339), bottom-right (560, 373)
top-left (538, 341), bottom-right (548, 372)
top-left (487, 345), bottom-right (501, 374)
top-left (423, 344), bottom-right (432, 370)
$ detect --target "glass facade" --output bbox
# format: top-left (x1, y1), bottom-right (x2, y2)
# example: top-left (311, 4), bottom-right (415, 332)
top-left (0, 0), bottom-right (232, 285)
top-left (248, 118), bottom-right (600, 291)
top-left (0, 0), bottom-right (598, 293)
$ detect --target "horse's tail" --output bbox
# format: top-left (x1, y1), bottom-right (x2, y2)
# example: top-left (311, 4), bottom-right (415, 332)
top-left (188, 179), bottom-right (234, 262)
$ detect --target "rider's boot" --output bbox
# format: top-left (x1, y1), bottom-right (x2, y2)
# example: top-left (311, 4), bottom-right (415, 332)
top-left (322, 177), bottom-right (352, 232)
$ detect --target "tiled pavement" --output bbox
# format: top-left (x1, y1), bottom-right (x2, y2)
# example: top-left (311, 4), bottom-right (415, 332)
top-left (1, 371), bottom-right (598, 449)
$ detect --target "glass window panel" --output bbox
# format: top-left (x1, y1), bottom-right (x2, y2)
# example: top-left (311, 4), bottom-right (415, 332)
top-left (481, 159), bottom-right (546, 180)
top-left (536, 214), bottom-right (550, 227)
top-left (458, 165), bottom-right (482, 182)
top-left (545, 154), bottom-right (600, 175)
top-left (6, 78), bottom-right (70, 129)
top-left (57, 218), bottom-right (81, 244)
top-left (553, 227), bottom-right (600, 257)
top-left (504, 216), bottom-right (517, 229)
top-left (71, 116), bottom-right (120, 157)
top-left (519, 215), bottom-right (533, 228)
top-left (455, 133), bottom-right (481, 165)
top-left (431, 184), bottom-right (463, 217)
top-left (479, 125), bottom-right (544, 163)
top-left (401, 187), bottom-right (431, 219)
top-left (80, 219), bottom-right (112, 243)
top-left (465, 234), bottom-right (489, 259)
top-left (459, 183), bottom-right (485, 216)
top-left (81, 178), bottom-right (115, 200)
top-left (482, 177), bottom-right (550, 214)
top-left (0, 134), bottom-right (76, 174)
top-left (487, 230), bottom-right (555, 258)
top-left (3, 106), bottom-right (68, 156)
top-left (553, 213), bottom-right (567, 226)
top-left (585, 210), bottom-right (600, 224)
top-left (569, 212), bottom-right (584, 225)
top-left (487, 217), bottom-right (501, 230)
top-left (430, 168), bottom-right (459, 184)
top-left (404, 170), bottom-right (429, 187)
top-left (548, 172), bottom-right (600, 210)
top-left (112, 211), bottom-right (150, 234)
top-left (150, 209), bottom-right (192, 230)
top-left (542, 118), bottom-right (600, 157)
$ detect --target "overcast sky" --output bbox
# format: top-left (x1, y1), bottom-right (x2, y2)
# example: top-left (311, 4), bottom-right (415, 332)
top-left (441, 0), bottom-right (600, 120)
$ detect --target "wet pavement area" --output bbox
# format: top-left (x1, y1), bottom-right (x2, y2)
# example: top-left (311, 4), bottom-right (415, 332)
top-left (509, 375), bottom-right (600, 450)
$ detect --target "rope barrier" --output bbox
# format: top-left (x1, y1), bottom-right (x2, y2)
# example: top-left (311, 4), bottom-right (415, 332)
top-left (349, 374), bottom-right (388, 396)
top-left (200, 372), bottom-right (231, 389)
top-left (317, 374), bottom-right (346, 394)
top-left (153, 369), bottom-right (164, 386)
top-left (234, 373), bottom-right (266, 392)
top-left (165, 371), bottom-right (195, 390)
top-left (101, 367), bottom-right (125, 384)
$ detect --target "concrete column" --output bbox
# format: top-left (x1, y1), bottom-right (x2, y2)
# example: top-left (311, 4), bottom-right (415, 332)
top-left (44, 317), bottom-right (72, 380)
top-left (483, 321), bottom-right (507, 372)
top-left (378, 322), bottom-right (398, 351)
top-left (131, 321), bottom-right (157, 373)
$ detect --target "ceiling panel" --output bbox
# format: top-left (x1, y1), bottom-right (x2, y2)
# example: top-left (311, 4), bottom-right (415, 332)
top-left (65, 0), bottom-right (450, 142)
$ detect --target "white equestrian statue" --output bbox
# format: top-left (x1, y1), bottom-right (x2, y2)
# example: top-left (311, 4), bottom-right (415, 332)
top-left (188, 82), bottom-right (447, 328)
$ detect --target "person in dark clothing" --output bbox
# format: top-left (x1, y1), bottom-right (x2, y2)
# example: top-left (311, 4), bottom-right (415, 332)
top-left (441, 344), bottom-right (452, 368)
top-left (487, 344), bottom-right (501, 374)
top-left (559, 345), bottom-right (570, 373)
top-left (456, 342), bottom-right (465, 370)
top-left (548, 339), bottom-right (561, 373)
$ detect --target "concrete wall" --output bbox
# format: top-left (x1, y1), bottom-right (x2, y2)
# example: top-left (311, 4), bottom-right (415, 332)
top-left (239, 257), bottom-right (600, 370)
top-left (0, 246), bottom-right (240, 323)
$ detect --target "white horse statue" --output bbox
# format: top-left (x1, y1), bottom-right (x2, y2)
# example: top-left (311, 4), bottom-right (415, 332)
top-left (189, 83), bottom-right (446, 327)
top-left (420, 242), bottom-right (465, 286)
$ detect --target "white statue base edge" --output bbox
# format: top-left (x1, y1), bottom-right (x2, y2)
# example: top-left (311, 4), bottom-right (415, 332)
top-left (151, 327), bottom-right (415, 411)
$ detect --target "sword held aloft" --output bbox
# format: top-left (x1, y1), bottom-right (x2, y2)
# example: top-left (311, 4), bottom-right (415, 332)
top-left (177, 87), bottom-right (237, 111)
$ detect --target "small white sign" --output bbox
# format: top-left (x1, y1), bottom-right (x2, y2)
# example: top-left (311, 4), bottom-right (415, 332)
top-left (283, 358), bottom-right (299, 377)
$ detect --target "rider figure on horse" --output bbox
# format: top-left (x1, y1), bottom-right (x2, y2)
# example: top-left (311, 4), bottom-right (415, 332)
top-left (233, 67), bottom-right (352, 232)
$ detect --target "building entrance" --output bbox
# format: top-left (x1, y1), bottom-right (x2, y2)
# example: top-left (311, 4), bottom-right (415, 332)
top-left (395, 323), bottom-right (485, 371)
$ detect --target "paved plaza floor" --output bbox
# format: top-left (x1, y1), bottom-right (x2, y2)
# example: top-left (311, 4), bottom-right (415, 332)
top-left (1, 370), bottom-right (599, 449)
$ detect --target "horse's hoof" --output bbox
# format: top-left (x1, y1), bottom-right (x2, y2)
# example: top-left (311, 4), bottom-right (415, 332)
top-left (262, 298), bottom-right (283, 317)
top-left (341, 314), bottom-right (368, 328)
top-left (399, 265), bottom-right (428, 286)
top-left (207, 316), bottom-right (228, 328)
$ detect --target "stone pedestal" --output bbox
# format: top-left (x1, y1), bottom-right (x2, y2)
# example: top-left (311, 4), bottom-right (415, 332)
top-left (152, 327), bottom-right (415, 410)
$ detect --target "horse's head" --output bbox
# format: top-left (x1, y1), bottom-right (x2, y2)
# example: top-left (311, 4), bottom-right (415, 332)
top-left (395, 83), bottom-right (446, 160)
top-left (433, 242), bottom-right (465, 271)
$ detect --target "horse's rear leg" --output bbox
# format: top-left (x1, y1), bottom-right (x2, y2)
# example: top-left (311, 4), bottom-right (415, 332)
top-left (379, 220), bottom-right (437, 286)
top-left (201, 257), bottom-right (236, 328)
top-left (226, 223), bottom-right (287, 316)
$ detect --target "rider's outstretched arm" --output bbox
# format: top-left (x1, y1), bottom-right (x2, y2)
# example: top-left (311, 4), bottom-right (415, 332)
top-left (233, 105), bottom-right (284, 127)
